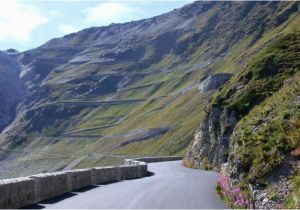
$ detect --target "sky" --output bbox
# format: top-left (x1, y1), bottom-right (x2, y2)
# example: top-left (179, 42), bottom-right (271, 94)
top-left (0, 0), bottom-right (194, 52)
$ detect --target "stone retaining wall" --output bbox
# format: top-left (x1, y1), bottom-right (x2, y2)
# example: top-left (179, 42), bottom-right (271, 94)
top-left (0, 156), bottom-right (181, 209)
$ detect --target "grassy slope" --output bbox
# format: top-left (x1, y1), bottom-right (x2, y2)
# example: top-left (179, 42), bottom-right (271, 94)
top-left (232, 71), bottom-right (299, 181)
top-left (231, 71), bottom-right (300, 207)
top-left (200, 31), bottom-right (300, 207)
top-left (205, 31), bottom-right (300, 180)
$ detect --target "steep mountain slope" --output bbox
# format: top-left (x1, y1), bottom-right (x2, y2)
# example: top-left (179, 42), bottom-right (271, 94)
top-left (185, 26), bottom-right (300, 209)
top-left (0, 1), bottom-right (299, 183)
top-left (0, 50), bottom-right (23, 132)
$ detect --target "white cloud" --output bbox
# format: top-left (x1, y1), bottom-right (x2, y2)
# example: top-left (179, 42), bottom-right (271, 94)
top-left (49, 10), bottom-right (60, 18)
top-left (0, 0), bottom-right (49, 42)
top-left (58, 24), bottom-right (79, 34)
top-left (83, 2), bottom-right (140, 25)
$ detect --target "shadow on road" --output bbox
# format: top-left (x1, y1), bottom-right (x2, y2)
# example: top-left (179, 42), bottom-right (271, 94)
top-left (147, 171), bottom-right (155, 177)
top-left (23, 173), bottom-right (155, 209)
top-left (41, 192), bottom-right (78, 204)
top-left (73, 185), bottom-right (100, 193)
top-left (22, 204), bottom-right (45, 209)
top-left (23, 192), bottom-right (77, 209)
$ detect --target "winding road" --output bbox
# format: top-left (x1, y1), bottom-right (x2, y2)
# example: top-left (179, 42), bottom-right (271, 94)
top-left (40, 161), bottom-right (227, 209)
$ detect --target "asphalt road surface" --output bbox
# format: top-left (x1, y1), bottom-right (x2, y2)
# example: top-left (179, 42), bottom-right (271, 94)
top-left (41, 161), bottom-right (227, 209)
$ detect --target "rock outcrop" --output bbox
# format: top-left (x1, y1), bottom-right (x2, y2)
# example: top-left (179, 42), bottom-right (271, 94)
top-left (198, 73), bottom-right (232, 93)
top-left (185, 106), bottom-right (237, 169)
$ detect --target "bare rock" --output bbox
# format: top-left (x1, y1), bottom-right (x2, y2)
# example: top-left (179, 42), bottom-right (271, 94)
top-left (198, 73), bottom-right (233, 92)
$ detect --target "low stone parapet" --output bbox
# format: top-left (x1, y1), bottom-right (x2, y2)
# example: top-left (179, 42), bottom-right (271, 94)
top-left (30, 171), bottom-right (71, 203)
top-left (0, 177), bottom-right (35, 209)
top-left (92, 166), bottom-right (120, 184)
top-left (67, 169), bottom-right (93, 191)
top-left (0, 156), bottom-right (182, 209)
top-left (119, 165), bottom-right (140, 180)
top-left (137, 163), bottom-right (148, 177)
top-left (124, 156), bottom-right (182, 164)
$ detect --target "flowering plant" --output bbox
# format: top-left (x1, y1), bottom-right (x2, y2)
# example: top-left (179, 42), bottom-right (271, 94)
top-left (217, 174), bottom-right (253, 209)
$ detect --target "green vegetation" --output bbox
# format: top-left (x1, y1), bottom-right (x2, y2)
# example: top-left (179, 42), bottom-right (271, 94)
top-left (285, 170), bottom-right (300, 208)
top-left (233, 69), bottom-right (299, 182)
top-left (188, 32), bottom-right (300, 208)
top-left (267, 187), bottom-right (280, 201)
top-left (72, 156), bottom-right (124, 169)
top-left (210, 33), bottom-right (300, 182)
top-left (213, 32), bottom-right (300, 118)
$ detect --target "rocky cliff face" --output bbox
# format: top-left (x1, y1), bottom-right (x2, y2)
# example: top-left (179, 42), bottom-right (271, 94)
top-left (0, 1), bottom-right (299, 188)
top-left (185, 106), bottom-right (237, 169)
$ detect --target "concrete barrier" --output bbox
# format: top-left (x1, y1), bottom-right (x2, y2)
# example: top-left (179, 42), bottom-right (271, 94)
top-left (92, 166), bottom-right (120, 184)
top-left (0, 156), bottom-right (182, 209)
top-left (30, 171), bottom-right (71, 203)
top-left (119, 165), bottom-right (140, 180)
top-left (0, 177), bottom-right (35, 209)
top-left (67, 169), bottom-right (93, 191)
top-left (137, 163), bottom-right (148, 177)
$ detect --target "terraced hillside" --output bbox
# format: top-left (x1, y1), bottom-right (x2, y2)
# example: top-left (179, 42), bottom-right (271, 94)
top-left (0, 1), bottom-right (299, 180)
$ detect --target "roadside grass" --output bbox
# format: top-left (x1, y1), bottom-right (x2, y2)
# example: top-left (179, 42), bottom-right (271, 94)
top-left (285, 169), bottom-right (300, 208)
